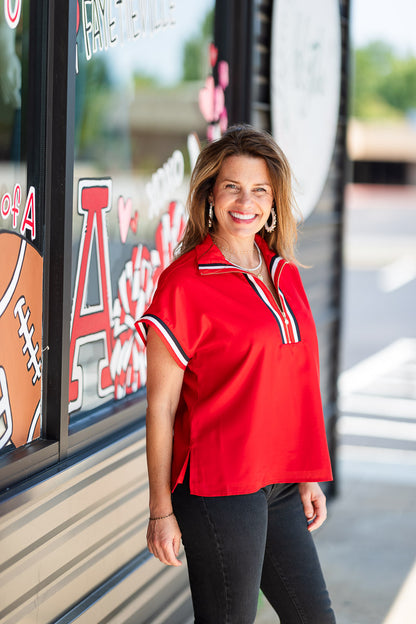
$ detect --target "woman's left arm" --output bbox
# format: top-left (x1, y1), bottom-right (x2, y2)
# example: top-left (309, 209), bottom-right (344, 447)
top-left (298, 482), bottom-right (327, 532)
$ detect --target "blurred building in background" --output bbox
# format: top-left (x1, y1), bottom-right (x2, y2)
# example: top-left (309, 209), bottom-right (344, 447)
top-left (348, 119), bottom-right (416, 184)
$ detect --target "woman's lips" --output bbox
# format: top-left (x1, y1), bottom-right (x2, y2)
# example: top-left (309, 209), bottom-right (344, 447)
top-left (229, 211), bottom-right (257, 223)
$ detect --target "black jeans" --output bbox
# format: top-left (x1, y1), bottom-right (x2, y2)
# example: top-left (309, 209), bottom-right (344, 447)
top-left (172, 478), bottom-right (336, 624)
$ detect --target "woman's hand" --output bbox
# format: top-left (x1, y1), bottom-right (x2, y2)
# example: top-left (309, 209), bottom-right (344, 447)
top-left (298, 482), bottom-right (327, 532)
top-left (147, 513), bottom-right (183, 566)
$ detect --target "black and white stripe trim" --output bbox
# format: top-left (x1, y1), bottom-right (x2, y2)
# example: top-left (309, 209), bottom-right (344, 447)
top-left (270, 255), bottom-right (284, 283)
top-left (198, 262), bottom-right (246, 274)
top-left (279, 290), bottom-right (301, 342)
top-left (245, 274), bottom-right (287, 343)
top-left (139, 313), bottom-right (189, 368)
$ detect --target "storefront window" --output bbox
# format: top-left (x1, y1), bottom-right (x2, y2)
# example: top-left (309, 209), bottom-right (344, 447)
top-left (70, 0), bottom-right (223, 419)
top-left (0, 1), bottom-right (44, 453)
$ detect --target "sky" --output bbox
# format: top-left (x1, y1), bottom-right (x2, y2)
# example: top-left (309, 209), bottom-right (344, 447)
top-left (351, 0), bottom-right (416, 55)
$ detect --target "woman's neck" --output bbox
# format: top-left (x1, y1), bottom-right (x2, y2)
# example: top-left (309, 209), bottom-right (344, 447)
top-left (212, 234), bottom-right (259, 269)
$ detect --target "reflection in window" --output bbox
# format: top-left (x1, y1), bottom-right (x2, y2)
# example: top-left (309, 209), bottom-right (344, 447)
top-left (70, 1), bottom-right (218, 419)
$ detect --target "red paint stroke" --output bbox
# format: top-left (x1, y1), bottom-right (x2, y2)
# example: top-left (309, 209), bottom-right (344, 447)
top-left (5, 0), bottom-right (21, 28)
top-left (20, 186), bottom-right (36, 240)
top-left (209, 43), bottom-right (218, 68)
top-left (1, 194), bottom-right (11, 218)
top-left (130, 211), bottom-right (138, 233)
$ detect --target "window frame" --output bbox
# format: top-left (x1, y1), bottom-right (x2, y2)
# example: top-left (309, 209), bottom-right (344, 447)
top-left (1, 0), bottom-right (149, 491)
top-left (0, 0), bottom-right (58, 491)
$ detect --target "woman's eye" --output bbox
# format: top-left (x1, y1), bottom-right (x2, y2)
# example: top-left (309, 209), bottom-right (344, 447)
top-left (226, 184), bottom-right (238, 190)
top-left (254, 187), bottom-right (266, 193)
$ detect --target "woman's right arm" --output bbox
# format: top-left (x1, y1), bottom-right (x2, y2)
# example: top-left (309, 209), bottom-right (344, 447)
top-left (145, 327), bottom-right (185, 566)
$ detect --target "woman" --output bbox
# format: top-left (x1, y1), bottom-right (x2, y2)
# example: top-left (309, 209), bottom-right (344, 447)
top-left (135, 125), bottom-right (336, 623)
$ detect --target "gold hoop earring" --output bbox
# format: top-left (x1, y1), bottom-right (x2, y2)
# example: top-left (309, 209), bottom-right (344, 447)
top-left (208, 203), bottom-right (214, 228)
top-left (264, 205), bottom-right (277, 233)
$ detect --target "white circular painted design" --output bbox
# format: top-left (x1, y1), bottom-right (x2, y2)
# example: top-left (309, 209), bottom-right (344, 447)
top-left (271, 0), bottom-right (342, 220)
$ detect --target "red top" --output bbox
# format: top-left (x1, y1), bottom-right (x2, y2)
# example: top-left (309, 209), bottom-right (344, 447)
top-left (135, 234), bottom-right (333, 496)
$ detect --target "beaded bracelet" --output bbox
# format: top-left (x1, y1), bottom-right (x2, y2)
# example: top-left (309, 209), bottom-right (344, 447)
top-left (149, 511), bottom-right (174, 521)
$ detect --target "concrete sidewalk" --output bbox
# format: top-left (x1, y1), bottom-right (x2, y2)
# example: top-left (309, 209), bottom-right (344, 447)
top-left (255, 456), bottom-right (416, 624)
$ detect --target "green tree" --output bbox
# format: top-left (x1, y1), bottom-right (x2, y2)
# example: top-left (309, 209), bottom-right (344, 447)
top-left (379, 56), bottom-right (416, 112)
top-left (352, 41), bottom-right (416, 120)
top-left (182, 9), bottom-right (214, 81)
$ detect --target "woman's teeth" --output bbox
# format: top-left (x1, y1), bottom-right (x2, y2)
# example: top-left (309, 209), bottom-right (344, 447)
top-left (230, 212), bottom-right (256, 220)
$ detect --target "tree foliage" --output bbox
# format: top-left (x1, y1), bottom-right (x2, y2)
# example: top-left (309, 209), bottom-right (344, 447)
top-left (182, 9), bottom-right (214, 81)
top-left (352, 41), bottom-right (416, 120)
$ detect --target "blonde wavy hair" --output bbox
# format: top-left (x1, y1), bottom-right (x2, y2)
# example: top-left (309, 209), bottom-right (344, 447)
top-left (179, 124), bottom-right (301, 261)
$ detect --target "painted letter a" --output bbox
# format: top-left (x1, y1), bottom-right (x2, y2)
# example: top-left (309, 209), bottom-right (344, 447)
top-left (68, 179), bottom-right (114, 414)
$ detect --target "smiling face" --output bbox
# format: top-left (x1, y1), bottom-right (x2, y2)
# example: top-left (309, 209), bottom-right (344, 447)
top-left (210, 155), bottom-right (274, 246)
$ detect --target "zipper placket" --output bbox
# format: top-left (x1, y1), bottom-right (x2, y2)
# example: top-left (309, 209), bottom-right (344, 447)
top-left (274, 261), bottom-right (291, 334)
top-left (256, 259), bottom-right (292, 343)
top-left (245, 271), bottom-right (292, 344)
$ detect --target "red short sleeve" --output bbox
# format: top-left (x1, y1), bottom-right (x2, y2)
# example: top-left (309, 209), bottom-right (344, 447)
top-left (134, 263), bottom-right (200, 370)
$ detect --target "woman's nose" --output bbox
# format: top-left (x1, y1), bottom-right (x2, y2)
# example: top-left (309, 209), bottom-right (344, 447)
top-left (236, 189), bottom-right (252, 205)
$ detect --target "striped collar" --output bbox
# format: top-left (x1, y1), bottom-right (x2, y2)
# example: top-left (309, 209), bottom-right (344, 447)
top-left (196, 234), bottom-right (287, 286)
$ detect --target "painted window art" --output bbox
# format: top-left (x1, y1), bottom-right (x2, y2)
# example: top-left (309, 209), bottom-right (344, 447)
top-left (0, 233), bottom-right (42, 448)
top-left (70, 0), bottom-right (226, 417)
top-left (0, 0), bottom-right (44, 451)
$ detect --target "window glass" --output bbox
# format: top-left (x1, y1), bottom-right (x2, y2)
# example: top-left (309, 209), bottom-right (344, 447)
top-left (0, 0), bottom-right (44, 453)
top-left (70, 0), bottom-right (224, 419)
